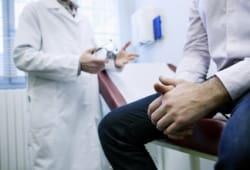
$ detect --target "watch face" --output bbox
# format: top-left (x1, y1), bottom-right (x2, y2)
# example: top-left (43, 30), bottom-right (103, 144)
top-left (94, 48), bottom-right (107, 60)
top-left (106, 51), bottom-right (116, 60)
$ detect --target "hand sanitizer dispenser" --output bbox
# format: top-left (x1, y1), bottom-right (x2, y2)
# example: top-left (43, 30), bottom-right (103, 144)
top-left (131, 8), bottom-right (163, 46)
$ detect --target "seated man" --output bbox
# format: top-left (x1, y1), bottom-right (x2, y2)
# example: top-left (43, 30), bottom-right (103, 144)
top-left (98, 0), bottom-right (250, 170)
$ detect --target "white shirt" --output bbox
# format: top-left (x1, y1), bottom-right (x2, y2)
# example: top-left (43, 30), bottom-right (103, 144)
top-left (176, 0), bottom-right (250, 100)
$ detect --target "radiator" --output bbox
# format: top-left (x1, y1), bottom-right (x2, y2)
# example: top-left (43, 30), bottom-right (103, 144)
top-left (0, 89), bottom-right (30, 170)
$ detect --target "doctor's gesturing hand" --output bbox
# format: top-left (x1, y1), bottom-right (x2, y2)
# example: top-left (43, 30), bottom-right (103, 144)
top-left (80, 41), bottom-right (139, 74)
top-left (115, 41), bottom-right (139, 68)
top-left (148, 76), bottom-right (231, 139)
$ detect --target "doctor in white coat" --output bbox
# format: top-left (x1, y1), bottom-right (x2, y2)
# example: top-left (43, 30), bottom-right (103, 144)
top-left (13, 0), bottom-right (138, 170)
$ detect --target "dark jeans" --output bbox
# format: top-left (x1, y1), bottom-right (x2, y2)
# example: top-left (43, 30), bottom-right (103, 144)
top-left (98, 92), bottom-right (250, 170)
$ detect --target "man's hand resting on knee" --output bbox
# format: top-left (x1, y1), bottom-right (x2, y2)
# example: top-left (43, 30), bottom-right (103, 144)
top-left (148, 76), bottom-right (231, 139)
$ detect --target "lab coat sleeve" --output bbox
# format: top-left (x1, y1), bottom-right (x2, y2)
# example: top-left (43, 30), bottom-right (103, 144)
top-left (13, 4), bottom-right (79, 82)
top-left (105, 59), bottom-right (123, 72)
top-left (175, 0), bottom-right (211, 83)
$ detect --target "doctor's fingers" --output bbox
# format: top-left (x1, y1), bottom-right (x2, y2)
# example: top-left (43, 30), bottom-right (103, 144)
top-left (128, 53), bottom-right (139, 57)
top-left (117, 51), bottom-right (139, 59)
top-left (154, 83), bottom-right (174, 94)
top-left (86, 47), bottom-right (98, 54)
top-left (91, 58), bottom-right (108, 64)
top-left (148, 95), bottom-right (162, 117)
top-left (127, 53), bottom-right (139, 60)
top-left (123, 55), bottom-right (138, 63)
top-left (121, 41), bottom-right (131, 50)
top-left (81, 65), bottom-right (105, 74)
top-left (81, 61), bottom-right (105, 73)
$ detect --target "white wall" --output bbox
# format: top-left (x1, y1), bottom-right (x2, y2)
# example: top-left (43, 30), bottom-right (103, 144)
top-left (117, 0), bottom-right (190, 65)
top-left (132, 0), bottom-right (190, 65)
top-left (117, 0), bottom-right (136, 46)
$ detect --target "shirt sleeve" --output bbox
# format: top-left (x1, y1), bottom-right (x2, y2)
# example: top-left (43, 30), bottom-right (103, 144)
top-left (175, 0), bottom-right (211, 83)
top-left (104, 59), bottom-right (123, 72)
top-left (13, 3), bottom-right (80, 82)
top-left (215, 58), bottom-right (250, 100)
top-left (176, 0), bottom-right (250, 100)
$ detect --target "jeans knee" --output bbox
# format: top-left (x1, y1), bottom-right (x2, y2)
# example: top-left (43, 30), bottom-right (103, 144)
top-left (98, 114), bottom-right (109, 140)
top-left (98, 111), bottom-right (117, 141)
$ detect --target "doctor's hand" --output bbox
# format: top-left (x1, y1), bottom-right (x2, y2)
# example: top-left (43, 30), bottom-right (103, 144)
top-left (148, 76), bottom-right (230, 138)
top-left (115, 41), bottom-right (139, 68)
top-left (80, 48), bottom-right (107, 74)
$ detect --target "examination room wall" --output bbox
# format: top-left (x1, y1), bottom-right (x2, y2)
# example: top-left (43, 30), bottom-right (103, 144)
top-left (133, 0), bottom-right (189, 65)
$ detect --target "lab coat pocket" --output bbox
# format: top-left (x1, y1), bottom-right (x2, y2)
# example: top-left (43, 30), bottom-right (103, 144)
top-left (29, 127), bottom-right (58, 168)
top-left (29, 81), bottom-right (58, 130)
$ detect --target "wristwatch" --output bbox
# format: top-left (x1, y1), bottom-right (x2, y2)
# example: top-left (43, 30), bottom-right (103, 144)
top-left (106, 50), bottom-right (117, 60)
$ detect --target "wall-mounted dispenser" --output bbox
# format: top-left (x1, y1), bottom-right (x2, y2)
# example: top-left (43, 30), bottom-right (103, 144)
top-left (153, 15), bottom-right (162, 40)
top-left (131, 8), bottom-right (164, 46)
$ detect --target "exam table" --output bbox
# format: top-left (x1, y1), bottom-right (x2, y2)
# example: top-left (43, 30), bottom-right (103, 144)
top-left (98, 63), bottom-right (226, 162)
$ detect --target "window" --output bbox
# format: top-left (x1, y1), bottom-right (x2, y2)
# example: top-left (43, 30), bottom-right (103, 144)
top-left (0, 0), bottom-right (34, 89)
top-left (0, 0), bottom-right (120, 89)
top-left (0, 1), bottom-right (3, 78)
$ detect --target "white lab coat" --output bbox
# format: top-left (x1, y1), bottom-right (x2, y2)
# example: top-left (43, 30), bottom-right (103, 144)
top-left (13, 0), bottom-right (106, 170)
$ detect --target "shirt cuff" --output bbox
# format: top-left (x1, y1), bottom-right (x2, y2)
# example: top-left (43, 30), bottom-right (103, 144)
top-left (215, 62), bottom-right (250, 100)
